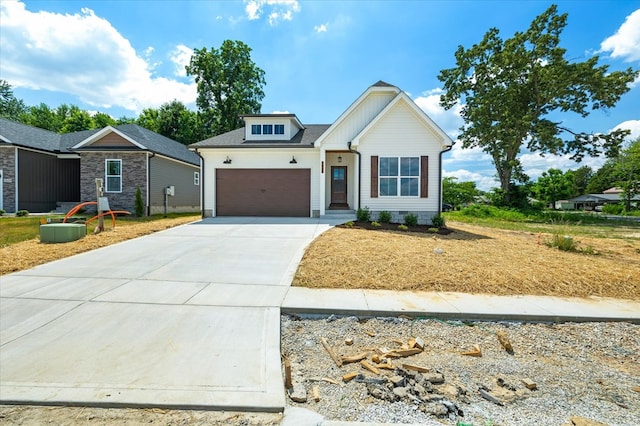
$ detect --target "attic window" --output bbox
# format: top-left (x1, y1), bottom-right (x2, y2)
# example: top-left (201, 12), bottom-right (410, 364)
top-left (251, 124), bottom-right (261, 135)
top-left (275, 124), bottom-right (285, 135)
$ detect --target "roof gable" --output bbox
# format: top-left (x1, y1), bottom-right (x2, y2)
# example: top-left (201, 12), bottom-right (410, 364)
top-left (351, 92), bottom-right (454, 148)
top-left (314, 82), bottom-right (400, 148)
top-left (72, 126), bottom-right (146, 149)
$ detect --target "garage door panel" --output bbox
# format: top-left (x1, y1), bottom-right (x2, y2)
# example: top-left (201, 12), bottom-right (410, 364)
top-left (216, 169), bottom-right (310, 217)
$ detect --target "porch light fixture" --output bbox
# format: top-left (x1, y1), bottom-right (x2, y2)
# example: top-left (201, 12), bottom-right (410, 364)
top-left (289, 156), bottom-right (297, 164)
top-left (223, 156), bottom-right (232, 164)
top-left (338, 155), bottom-right (342, 163)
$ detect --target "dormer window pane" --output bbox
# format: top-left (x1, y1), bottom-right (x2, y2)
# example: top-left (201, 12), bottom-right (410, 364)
top-left (275, 124), bottom-right (285, 135)
top-left (251, 124), bottom-right (261, 134)
top-left (263, 124), bottom-right (273, 135)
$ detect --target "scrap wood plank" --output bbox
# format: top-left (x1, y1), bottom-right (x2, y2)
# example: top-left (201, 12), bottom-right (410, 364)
top-left (342, 372), bottom-right (358, 383)
top-left (376, 362), bottom-right (395, 370)
top-left (522, 378), bottom-right (537, 390)
top-left (384, 348), bottom-right (422, 358)
top-left (341, 352), bottom-right (369, 364)
top-left (460, 344), bottom-right (482, 357)
top-left (478, 388), bottom-right (504, 406)
top-left (320, 337), bottom-right (343, 367)
top-left (312, 385), bottom-right (320, 402)
top-left (361, 360), bottom-right (381, 375)
top-left (403, 363), bottom-right (429, 373)
top-left (283, 357), bottom-right (292, 389)
top-left (497, 331), bottom-right (514, 354)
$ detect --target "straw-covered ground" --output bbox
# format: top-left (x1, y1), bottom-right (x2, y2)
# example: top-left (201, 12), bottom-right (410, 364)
top-left (0, 215), bottom-right (200, 275)
top-left (293, 221), bottom-right (640, 300)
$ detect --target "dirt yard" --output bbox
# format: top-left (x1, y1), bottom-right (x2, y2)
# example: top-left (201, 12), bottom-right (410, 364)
top-left (293, 221), bottom-right (640, 300)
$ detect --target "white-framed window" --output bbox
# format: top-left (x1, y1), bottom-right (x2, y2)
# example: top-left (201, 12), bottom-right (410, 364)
top-left (379, 157), bottom-right (419, 196)
top-left (194, 171), bottom-right (200, 186)
top-left (275, 124), bottom-right (285, 135)
top-left (251, 124), bottom-right (261, 135)
top-left (262, 124), bottom-right (273, 135)
top-left (105, 159), bottom-right (122, 193)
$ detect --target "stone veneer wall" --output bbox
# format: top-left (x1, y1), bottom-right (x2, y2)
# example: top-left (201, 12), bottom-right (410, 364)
top-left (0, 147), bottom-right (16, 212)
top-left (80, 152), bottom-right (147, 212)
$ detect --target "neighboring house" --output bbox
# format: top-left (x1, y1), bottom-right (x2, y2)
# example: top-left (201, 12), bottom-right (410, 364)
top-left (190, 81), bottom-right (454, 224)
top-left (568, 192), bottom-right (640, 211)
top-left (0, 118), bottom-right (200, 214)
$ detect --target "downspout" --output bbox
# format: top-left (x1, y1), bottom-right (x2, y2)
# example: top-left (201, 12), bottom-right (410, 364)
top-left (347, 141), bottom-right (361, 210)
top-left (194, 149), bottom-right (205, 218)
top-left (147, 152), bottom-right (155, 216)
top-left (438, 144), bottom-right (453, 214)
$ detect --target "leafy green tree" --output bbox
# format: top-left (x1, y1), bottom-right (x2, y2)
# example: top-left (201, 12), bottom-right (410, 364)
top-left (92, 112), bottom-right (116, 128)
top-left (186, 40), bottom-right (266, 137)
top-left (0, 80), bottom-right (27, 120)
top-left (61, 106), bottom-right (94, 133)
top-left (571, 165), bottom-right (593, 197)
top-left (136, 107), bottom-right (160, 132)
top-left (437, 5), bottom-right (638, 206)
top-left (613, 138), bottom-right (640, 212)
top-left (157, 100), bottom-right (203, 144)
top-left (116, 116), bottom-right (136, 125)
top-left (586, 161), bottom-right (618, 194)
top-left (20, 103), bottom-right (59, 131)
top-left (442, 177), bottom-right (480, 208)
top-left (532, 168), bottom-right (575, 209)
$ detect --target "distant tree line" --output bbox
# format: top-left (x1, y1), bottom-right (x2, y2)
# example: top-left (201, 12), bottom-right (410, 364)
top-left (0, 40), bottom-right (266, 146)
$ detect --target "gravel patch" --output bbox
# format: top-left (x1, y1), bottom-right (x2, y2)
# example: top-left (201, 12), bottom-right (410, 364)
top-left (280, 315), bottom-right (640, 425)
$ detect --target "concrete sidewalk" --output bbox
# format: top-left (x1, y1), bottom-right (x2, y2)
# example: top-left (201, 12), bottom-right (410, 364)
top-left (282, 288), bottom-right (640, 323)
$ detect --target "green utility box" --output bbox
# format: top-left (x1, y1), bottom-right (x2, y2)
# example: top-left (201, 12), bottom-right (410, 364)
top-left (40, 223), bottom-right (87, 243)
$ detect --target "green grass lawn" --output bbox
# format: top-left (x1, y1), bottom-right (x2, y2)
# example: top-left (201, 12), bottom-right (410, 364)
top-left (0, 212), bottom-right (197, 247)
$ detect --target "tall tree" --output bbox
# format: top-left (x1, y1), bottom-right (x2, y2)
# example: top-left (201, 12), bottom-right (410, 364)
top-left (186, 40), bottom-right (266, 137)
top-left (438, 5), bottom-right (638, 206)
top-left (61, 106), bottom-right (93, 133)
top-left (157, 100), bottom-right (202, 144)
top-left (21, 103), bottom-right (59, 131)
top-left (92, 112), bottom-right (116, 128)
top-left (136, 107), bottom-right (160, 133)
top-left (0, 79), bottom-right (27, 120)
top-left (571, 165), bottom-right (593, 197)
top-left (613, 138), bottom-right (640, 212)
top-left (586, 161), bottom-right (618, 194)
top-left (532, 168), bottom-right (575, 209)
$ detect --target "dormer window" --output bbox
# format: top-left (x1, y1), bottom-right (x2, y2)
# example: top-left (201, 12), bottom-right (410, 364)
top-left (251, 124), bottom-right (261, 135)
top-left (263, 124), bottom-right (273, 135)
top-left (275, 124), bottom-right (285, 135)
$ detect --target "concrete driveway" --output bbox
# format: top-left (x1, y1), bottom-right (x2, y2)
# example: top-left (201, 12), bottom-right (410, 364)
top-left (0, 216), bottom-right (348, 411)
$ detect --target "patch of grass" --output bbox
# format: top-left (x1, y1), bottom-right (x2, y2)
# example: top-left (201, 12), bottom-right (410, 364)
top-left (397, 224), bottom-right (408, 231)
top-left (545, 234), bottom-right (577, 252)
top-left (0, 217), bottom-right (44, 246)
top-left (371, 221), bottom-right (381, 228)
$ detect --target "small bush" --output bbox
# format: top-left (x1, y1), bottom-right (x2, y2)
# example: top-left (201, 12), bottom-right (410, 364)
top-left (601, 203), bottom-right (624, 215)
top-left (16, 210), bottom-right (29, 217)
top-left (404, 213), bottom-right (418, 227)
top-left (371, 221), bottom-right (381, 228)
top-left (546, 234), bottom-right (577, 252)
top-left (377, 210), bottom-right (392, 223)
top-left (0, 209), bottom-right (5, 216)
top-left (431, 214), bottom-right (445, 228)
top-left (135, 186), bottom-right (144, 217)
top-left (357, 206), bottom-right (371, 222)
top-left (344, 221), bottom-right (354, 227)
top-left (428, 227), bottom-right (439, 233)
top-left (397, 224), bottom-right (408, 231)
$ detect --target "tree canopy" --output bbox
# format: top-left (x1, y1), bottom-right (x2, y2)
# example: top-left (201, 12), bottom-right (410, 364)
top-left (0, 79), bottom-right (27, 120)
top-left (531, 168), bottom-right (574, 208)
top-left (438, 4), bottom-right (638, 206)
top-left (186, 40), bottom-right (266, 137)
top-left (442, 176), bottom-right (480, 208)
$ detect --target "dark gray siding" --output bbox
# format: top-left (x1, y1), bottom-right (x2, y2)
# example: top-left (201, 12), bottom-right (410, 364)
top-left (149, 156), bottom-right (200, 214)
top-left (18, 149), bottom-right (80, 212)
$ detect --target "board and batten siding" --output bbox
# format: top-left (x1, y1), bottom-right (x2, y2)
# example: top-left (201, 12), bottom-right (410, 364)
top-left (149, 155), bottom-right (200, 214)
top-left (320, 92), bottom-right (396, 150)
top-left (199, 148), bottom-right (319, 217)
top-left (358, 101), bottom-right (444, 216)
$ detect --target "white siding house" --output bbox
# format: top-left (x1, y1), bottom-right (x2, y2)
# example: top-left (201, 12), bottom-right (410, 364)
top-left (190, 81), bottom-right (453, 224)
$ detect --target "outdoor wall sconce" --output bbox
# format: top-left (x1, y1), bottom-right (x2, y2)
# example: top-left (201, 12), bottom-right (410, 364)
top-left (289, 156), bottom-right (297, 164)
top-left (338, 155), bottom-right (342, 163)
top-left (223, 156), bottom-right (232, 164)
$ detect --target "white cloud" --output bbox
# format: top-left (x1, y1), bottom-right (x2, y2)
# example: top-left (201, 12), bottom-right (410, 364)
top-left (443, 169), bottom-right (498, 192)
top-left (413, 89), bottom-right (463, 140)
top-left (244, 0), bottom-right (300, 26)
top-left (170, 44), bottom-right (193, 78)
top-left (613, 119), bottom-right (640, 144)
top-left (0, 1), bottom-right (195, 113)
top-left (314, 23), bottom-right (328, 33)
top-left (600, 9), bottom-right (640, 62)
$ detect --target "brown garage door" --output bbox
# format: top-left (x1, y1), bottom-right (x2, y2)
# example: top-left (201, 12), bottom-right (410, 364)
top-left (216, 169), bottom-right (310, 217)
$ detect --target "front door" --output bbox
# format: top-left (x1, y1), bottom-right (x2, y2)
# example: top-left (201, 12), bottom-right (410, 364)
top-left (330, 166), bottom-right (347, 206)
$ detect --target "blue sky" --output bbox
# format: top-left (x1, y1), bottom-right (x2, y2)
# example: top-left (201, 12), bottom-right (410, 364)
top-left (1, 0), bottom-right (639, 191)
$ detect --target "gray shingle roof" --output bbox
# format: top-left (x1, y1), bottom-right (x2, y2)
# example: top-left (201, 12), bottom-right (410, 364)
top-left (190, 124), bottom-right (331, 149)
top-left (0, 118), bottom-right (199, 165)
